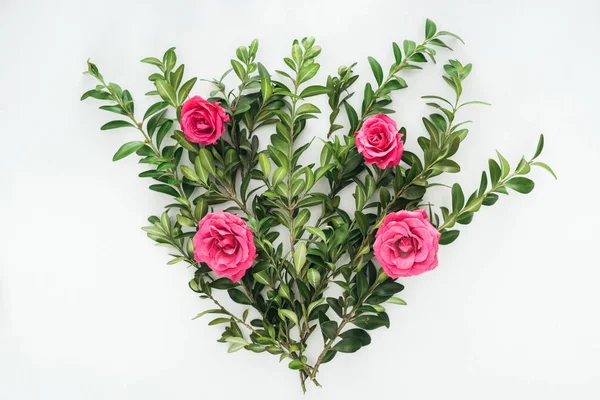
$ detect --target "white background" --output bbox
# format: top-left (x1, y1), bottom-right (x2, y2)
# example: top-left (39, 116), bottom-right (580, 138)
top-left (1, 0), bottom-right (599, 399)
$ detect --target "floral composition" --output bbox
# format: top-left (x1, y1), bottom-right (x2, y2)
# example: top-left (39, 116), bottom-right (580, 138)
top-left (81, 19), bottom-right (555, 391)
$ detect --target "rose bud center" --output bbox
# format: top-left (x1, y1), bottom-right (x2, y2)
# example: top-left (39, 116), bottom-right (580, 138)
top-left (397, 236), bottom-right (418, 256)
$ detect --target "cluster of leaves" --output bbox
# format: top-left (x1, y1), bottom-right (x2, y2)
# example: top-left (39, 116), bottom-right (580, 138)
top-left (81, 18), bottom-right (554, 392)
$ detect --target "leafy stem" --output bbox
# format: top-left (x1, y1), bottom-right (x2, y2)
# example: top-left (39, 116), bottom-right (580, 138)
top-left (310, 276), bottom-right (385, 380)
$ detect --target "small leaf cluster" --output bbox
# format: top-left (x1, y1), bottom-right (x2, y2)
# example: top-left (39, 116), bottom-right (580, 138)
top-left (436, 134), bottom-right (555, 244)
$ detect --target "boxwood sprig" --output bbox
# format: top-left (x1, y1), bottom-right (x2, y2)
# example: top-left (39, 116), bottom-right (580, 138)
top-left (437, 134), bottom-right (556, 244)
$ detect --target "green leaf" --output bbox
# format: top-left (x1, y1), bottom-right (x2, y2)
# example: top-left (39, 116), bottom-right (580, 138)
top-left (425, 18), bottom-right (437, 39)
top-left (505, 177), bottom-right (535, 194)
top-left (298, 63), bottom-right (320, 84)
top-left (373, 282), bottom-right (404, 297)
top-left (322, 350), bottom-right (336, 364)
top-left (456, 212), bottom-right (474, 225)
top-left (532, 161), bottom-right (557, 179)
top-left (288, 360), bottom-right (304, 370)
top-left (482, 193), bottom-right (499, 206)
top-left (198, 148), bottom-right (216, 176)
top-left (249, 39), bottom-right (259, 57)
top-left (147, 110), bottom-right (165, 136)
top-left (236, 46), bottom-right (249, 63)
top-left (354, 211), bottom-right (368, 236)
top-left (208, 317), bottom-right (231, 326)
top-left (307, 299), bottom-right (324, 317)
top-left (155, 79), bottom-right (177, 106)
top-left (81, 89), bottom-right (112, 101)
top-left (149, 184), bottom-right (179, 197)
top-left (143, 101), bottom-right (169, 120)
top-left (86, 59), bottom-right (101, 78)
top-left (228, 288), bottom-right (253, 305)
top-left (192, 309), bottom-right (227, 320)
top-left (354, 185), bottom-right (366, 210)
top-left (170, 64), bottom-right (184, 89)
top-left (225, 337), bottom-right (249, 346)
top-left (157, 162), bottom-right (175, 172)
top-left (339, 328), bottom-right (371, 346)
top-left (307, 269), bottom-right (321, 288)
top-left (306, 226), bottom-right (326, 241)
top-left (277, 283), bottom-right (291, 302)
top-left (489, 159), bottom-right (501, 185)
top-left (278, 309), bottom-right (299, 326)
top-left (533, 134), bottom-right (544, 159)
top-left (293, 242), bottom-right (307, 276)
top-left (352, 315), bottom-right (389, 330)
top-left (496, 151), bottom-right (510, 179)
top-left (233, 103), bottom-right (251, 115)
top-left (112, 141), bottom-right (145, 161)
top-left (178, 77), bottom-right (197, 102)
top-left (400, 185), bottom-right (426, 200)
top-left (430, 114), bottom-right (447, 132)
top-left (431, 159), bottom-right (460, 173)
top-left (258, 153), bottom-right (271, 176)
top-left (162, 49), bottom-right (177, 71)
top-left (141, 57), bottom-right (164, 69)
top-left (327, 297), bottom-right (343, 318)
top-left (403, 40), bottom-right (416, 56)
top-left (422, 117), bottom-right (440, 143)
top-left (259, 71), bottom-right (272, 103)
top-left (478, 171), bottom-right (488, 196)
top-left (101, 120), bottom-right (135, 130)
top-left (363, 83), bottom-right (374, 108)
top-left (227, 343), bottom-right (245, 353)
top-left (99, 105), bottom-right (127, 115)
top-left (173, 130), bottom-right (198, 154)
top-left (296, 103), bottom-right (320, 115)
top-left (272, 165), bottom-right (287, 186)
top-left (439, 230), bottom-right (460, 245)
top-left (382, 78), bottom-right (406, 92)
top-left (367, 56), bottom-right (383, 86)
top-left (438, 30), bottom-right (465, 44)
top-left (253, 270), bottom-right (271, 286)
top-left (451, 183), bottom-right (465, 212)
top-left (459, 100), bottom-right (492, 107)
top-left (210, 277), bottom-right (237, 290)
top-left (180, 165), bottom-right (199, 182)
top-left (356, 270), bottom-right (368, 298)
top-left (156, 120), bottom-right (173, 148)
top-left (515, 157), bottom-right (531, 175)
top-left (304, 45), bottom-right (321, 59)
top-left (344, 102), bottom-right (359, 133)
top-left (332, 338), bottom-right (362, 353)
top-left (291, 44), bottom-right (303, 66)
top-left (230, 59), bottom-right (246, 80)
top-left (392, 42), bottom-right (402, 64)
top-left (300, 85), bottom-right (330, 98)
top-left (321, 320), bottom-right (338, 341)
top-left (387, 297), bottom-right (407, 305)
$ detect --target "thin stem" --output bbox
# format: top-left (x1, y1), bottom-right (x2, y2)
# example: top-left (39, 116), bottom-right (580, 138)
top-left (286, 75), bottom-right (300, 264)
top-left (206, 292), bottom-right (257, 333)
top-left (310, 279), bottom-right (383, 380)
top-left (437, 165), bottom-right (527, 231)
top-left (299, 371), bottom-right (307, 393)
top-left (97, 77), bottom-right (189, 204)
top-left (357, 35), bottom-right (439, 129)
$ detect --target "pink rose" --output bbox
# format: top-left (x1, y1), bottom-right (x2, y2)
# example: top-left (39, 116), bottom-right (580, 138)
top-left (354, 113), bottom-right (403, 168)
top-left (373, 209), bottom-right (441, 278)
top-left (193, 212), bottom-right (257, 282)
top-left (180, 96), bottom-right (230, 145)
